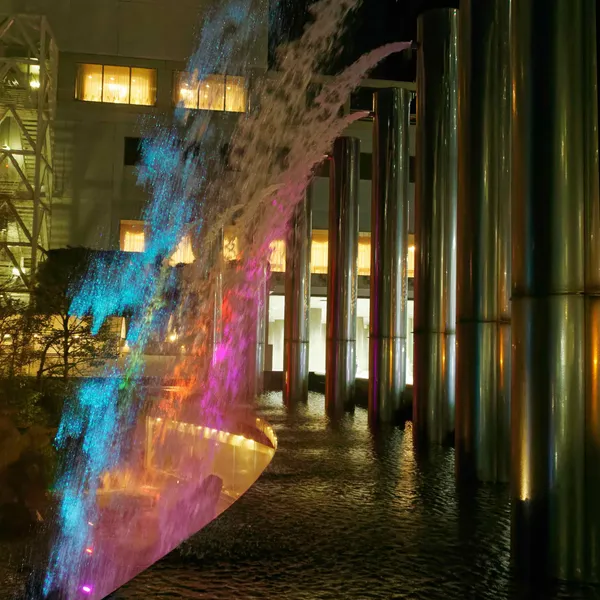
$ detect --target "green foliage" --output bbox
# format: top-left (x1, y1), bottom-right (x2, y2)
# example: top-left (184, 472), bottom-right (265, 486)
top-left (32, 248), bottom-right (117, 381)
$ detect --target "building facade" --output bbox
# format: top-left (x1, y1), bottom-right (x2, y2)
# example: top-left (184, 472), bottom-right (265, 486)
top-left (0, 0), bottom-right (416, 381)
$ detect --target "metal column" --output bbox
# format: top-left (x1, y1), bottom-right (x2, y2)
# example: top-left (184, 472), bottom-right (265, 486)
top-left (211, 229), bottom-right (224, 364)
top-left (255, 263), bottom-right (267, 396)
top-left (413, 9), bottom-right (459, 445)
top-left (584, 0), bottom-right (600, 581)
top-left (369, 88), bottom-right (412, 424)
top-left (455, 0), bottom-right (511, 483)
top-left (326, 137), bottom-right (360, 416)
top-left (511, 0), bottom-right (590, 580)
top-left (284, 189), bottom-right (312, 405)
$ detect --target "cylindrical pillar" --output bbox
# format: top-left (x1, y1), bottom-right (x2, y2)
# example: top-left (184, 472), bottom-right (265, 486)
top-left (511, 0), bottom-right (589, 580)
top-left (413, 9), bottom-right (458, 445)
top-left (211, 229), bottom-right (224, 365)
top-left (584, 0), bottom-right (600, 581)
top-left (255, 264), bottom-right (267, 396)
top-left (284, 189), bottom-right (312, 404)
top-left (455, 0), bottom-right (511, 483)
top-left (369, 88), bottom-right (412, 424)
top-left (326, 137), bottom-right (360, 416)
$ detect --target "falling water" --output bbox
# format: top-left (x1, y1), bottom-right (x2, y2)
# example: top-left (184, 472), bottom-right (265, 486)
top-left (41, 0), bottom-right (411, 597)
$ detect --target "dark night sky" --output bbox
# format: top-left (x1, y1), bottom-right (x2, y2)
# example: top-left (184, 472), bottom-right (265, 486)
top-left (269, 0), bottom-right (460, 81)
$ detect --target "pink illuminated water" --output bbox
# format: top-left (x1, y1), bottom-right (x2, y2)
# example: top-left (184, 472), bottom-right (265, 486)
top-left (42, 0), bottom-right (411, 596)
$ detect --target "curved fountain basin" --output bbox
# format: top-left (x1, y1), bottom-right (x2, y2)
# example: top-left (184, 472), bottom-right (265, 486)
top-left (74, 415), bottom-right (276, 599)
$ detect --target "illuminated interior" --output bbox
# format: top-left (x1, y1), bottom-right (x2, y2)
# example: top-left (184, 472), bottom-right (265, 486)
top-left (268, 295), bottom-right (414, 382)
top-left (174, 71), bottom-right (246, 112)
top-left (76, 64), bottom-right (157, 106)
top-left (223, 228), bottom-right (416, 277)
top-left (119, 220), bottom-right (195, 264)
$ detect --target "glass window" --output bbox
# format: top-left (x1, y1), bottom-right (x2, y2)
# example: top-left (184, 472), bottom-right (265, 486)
top-left (267, 295), bottom-right (285, 371)
top-left (357, 234), bottom-right (371, 276)
top-left (174, 72), bottom-right (246, 113)
top-left (120, 221), bottom-right (145, 253)
top-left (269, 239), bottom-right (285, 272)
top-left (174, 71), bottom-right (200, 108)
top-left (120, 220), bottom-right (194, 264)
top-left (223, 227), bottom-right (240, 261)
top-left (76, 63), bottom-right (103, 102)
top-left (408, 235), bottom-right (415, 278)
top-left (198, 74), bottom-right (225, 111)
top-left (169, 236), bottom-right (195, 266)
top-left (76, 64), bottom-right (157, 106)
top-left (124, 137), bottom-right (143, 166)
top-left (130, 67), bottom-right (157, 106)
top-left (225, 76), bottom-right (246, 112)
top-left (308, 297), bottom-right (327, 374)
top-left (103, 65), bottom-right (130, 104)
top-left (311, 230), bottom-right (328, 274)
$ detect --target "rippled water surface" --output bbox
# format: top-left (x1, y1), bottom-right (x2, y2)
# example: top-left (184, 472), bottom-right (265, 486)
top-left (108, 393), bottom-right (599, 600)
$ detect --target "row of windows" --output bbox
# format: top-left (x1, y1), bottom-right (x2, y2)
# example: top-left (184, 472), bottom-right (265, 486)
top-left (120, 220), bottom-right (415, 277)
top-left (74, 63), bottom-right (412, 117)
top-left (173, 72), bottom-right (246, 112)
top-left (75, 63), bottom-right (247, 112)
top-left (224, 228), bottom-right (415, 278)
top-left (120, 221), bottom-right (195, 266)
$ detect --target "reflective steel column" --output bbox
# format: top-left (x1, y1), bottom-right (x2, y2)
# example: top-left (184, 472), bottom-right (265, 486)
top-left (455, 0), bottom-right (511, 483)
top-left (511, 0), bottom-right (588, 580)
top-left (326, 137), bottom-right (360, 416)
top-left (369, 88), bottom-right (412, 424)
top-left (211, 229), bottom-right (224, 364)
top-left (255, 263), bottom-right (267, 396)
top-left (284, 188), bottom-right (312, 405)
top-left (413, 9), bottom-right (458, 445)
top-left (583, 0), bottom-right (600, 581)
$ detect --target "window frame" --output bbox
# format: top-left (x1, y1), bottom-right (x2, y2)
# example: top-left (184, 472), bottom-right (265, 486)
top-left (75, 63), bottom-right (157, 107)
top-left (172, 71), bottom-right (247, 113)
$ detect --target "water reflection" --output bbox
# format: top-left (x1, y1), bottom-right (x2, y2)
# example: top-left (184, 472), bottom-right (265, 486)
top-left (110, 393), bottom-right (599, 600)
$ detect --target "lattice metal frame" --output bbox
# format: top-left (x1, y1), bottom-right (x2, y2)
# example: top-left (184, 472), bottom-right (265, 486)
top-left (0, 14), bottom-right (57, 293)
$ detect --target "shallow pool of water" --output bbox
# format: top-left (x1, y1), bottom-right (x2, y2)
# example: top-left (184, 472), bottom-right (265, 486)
top-left (105, 392), bottom-right (600, 600)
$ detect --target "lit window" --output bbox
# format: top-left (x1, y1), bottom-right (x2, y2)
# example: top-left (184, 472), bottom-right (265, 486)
top-left (311, 230), bottom-right (329, 274)
top-left (130, 68), bottom-right (157, 106)
top-left (103, 65), bottom-right (130, 104)
top-left (76, 64), bottom-right (157, 106)
top-left (357, 234), bottom-right (371, 276)
top-left (221, 229), bottom-right (415, 277)
top-left (224, 76), bottom-right (246, 113)
top-left (269, 240), bottom-right (286, 273)
top-left (199, 74), bottom-right (226, 111)
top-left (407, 235), bottom-right (415, 278)
top-left (120, 221), bottom-right (145, 253)
top-left (76, 64), bottom-right (102, 102)
top-left (120, 220), bottom-right (194, 264)
top-left (169, 236), bottom-right (195, 266)
top-left (223, 227), bottom-right (240, 261)
top-left (174, 72), bottom-right (246, 113)
top-left (174, 71), bottom-right (200, 109)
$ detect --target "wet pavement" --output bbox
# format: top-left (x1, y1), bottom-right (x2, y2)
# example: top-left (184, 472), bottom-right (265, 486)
top-left (107, 392), bottom-right (600, 600)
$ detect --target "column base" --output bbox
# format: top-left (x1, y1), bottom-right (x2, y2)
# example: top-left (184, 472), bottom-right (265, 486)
top-left (368, 336), bottom-right (407, 424)
top-left (284, 340), bottom-right (309, 405)
top-left (325, 340), bottom-right (356, 417)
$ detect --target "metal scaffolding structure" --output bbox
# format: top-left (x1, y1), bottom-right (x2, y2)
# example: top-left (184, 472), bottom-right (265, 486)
top-left (0, 14), bottom-right (57, 294)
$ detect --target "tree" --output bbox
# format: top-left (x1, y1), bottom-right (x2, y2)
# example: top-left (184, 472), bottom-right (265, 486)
top-left (0, 292), bottom-right (42, 378)
top-left (31, 248), bottom-right (117, 381)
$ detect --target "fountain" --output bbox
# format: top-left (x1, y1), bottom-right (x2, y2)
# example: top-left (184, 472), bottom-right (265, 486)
top-left (36, 0), bottom-right (412, 598)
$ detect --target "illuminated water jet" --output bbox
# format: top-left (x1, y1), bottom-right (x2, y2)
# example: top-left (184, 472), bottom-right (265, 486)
top-left (44, 0), bottom-right (411, 596)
